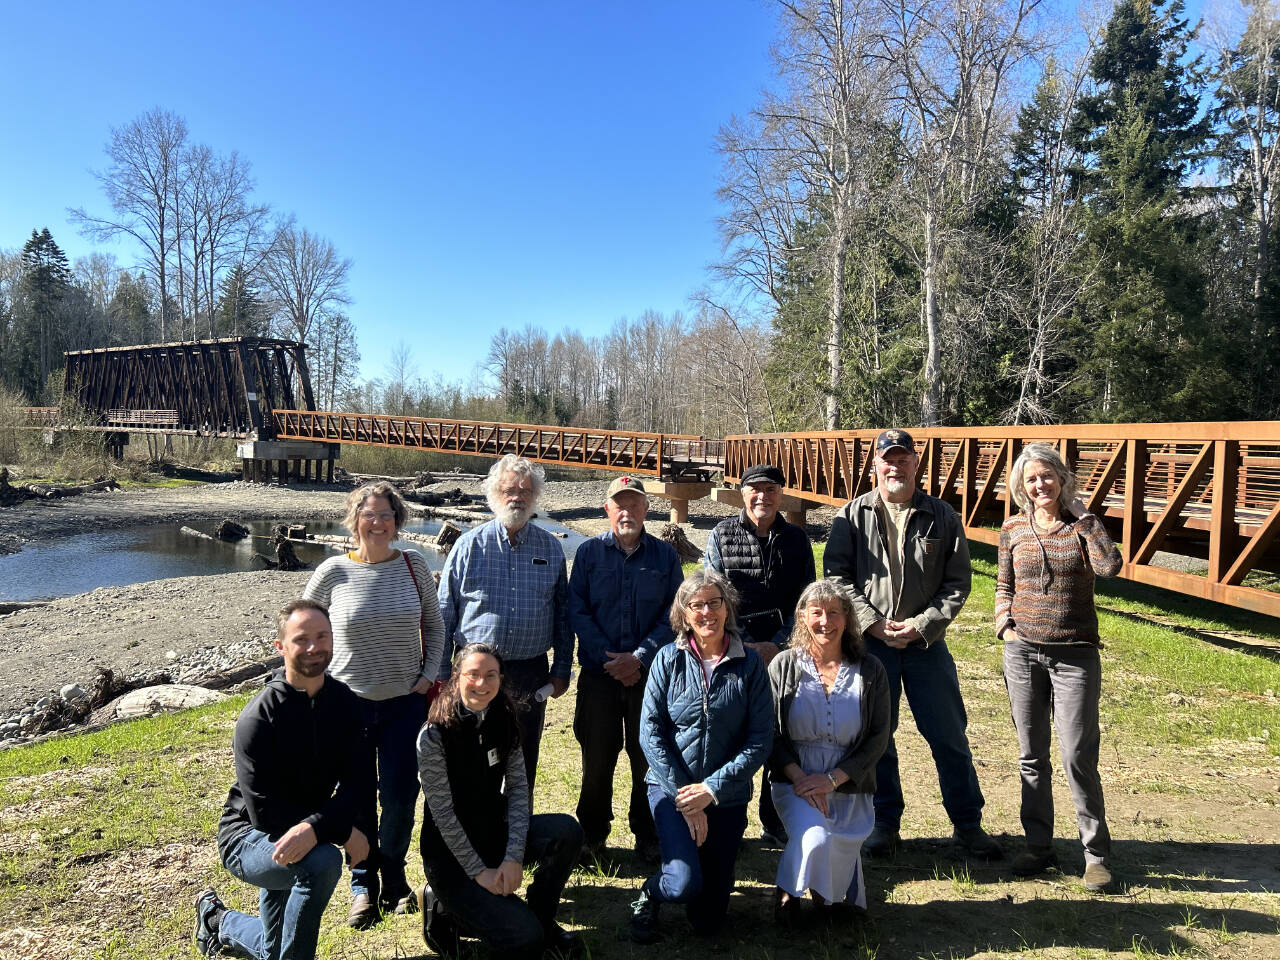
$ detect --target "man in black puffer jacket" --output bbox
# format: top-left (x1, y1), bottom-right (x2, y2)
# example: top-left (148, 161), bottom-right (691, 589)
top-left (193, 599), bottom-right (374, 960)
top-left (705, 463), bottom-right (816, 844)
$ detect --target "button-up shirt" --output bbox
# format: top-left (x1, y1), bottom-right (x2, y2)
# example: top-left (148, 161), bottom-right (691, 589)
top-left (437, 518), bottom-right (572, 678)
top-left (569, 530), bottom-right (684, 676)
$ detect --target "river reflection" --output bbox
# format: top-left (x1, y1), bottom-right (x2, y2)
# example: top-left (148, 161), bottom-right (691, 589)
top-left (0, 516), bottom-right (585, 602)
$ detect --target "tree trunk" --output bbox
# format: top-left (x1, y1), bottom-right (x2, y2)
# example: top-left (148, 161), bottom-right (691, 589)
top-left (922, 204), bottom-right (942, 425)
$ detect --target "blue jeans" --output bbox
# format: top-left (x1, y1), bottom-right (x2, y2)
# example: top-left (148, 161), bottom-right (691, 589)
top-left (424, 813), bottom-right (583, 959)
top-left (866, 635), bottom-right (985, 830)
top-left (645, 782), bottom-right (748, 935)
top-left (354, 692), bottom-right (426, 901)
top-left (218, 828), bottom-right (343, 960)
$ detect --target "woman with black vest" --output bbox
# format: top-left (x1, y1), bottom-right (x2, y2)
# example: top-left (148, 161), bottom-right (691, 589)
top-left (415, 643), bottom-right (583, 958)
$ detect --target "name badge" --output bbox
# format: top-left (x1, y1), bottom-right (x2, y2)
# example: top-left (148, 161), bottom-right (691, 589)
top-left (532, 557), bottom-right (548, 565)
top-left (487, 748), bottom-right (500, 767)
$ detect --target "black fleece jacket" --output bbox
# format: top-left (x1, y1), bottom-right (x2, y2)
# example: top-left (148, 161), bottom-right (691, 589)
top-left (217, 670), bottom-right (374, 863)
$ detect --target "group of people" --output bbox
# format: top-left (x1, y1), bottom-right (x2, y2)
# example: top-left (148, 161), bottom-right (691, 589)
top-left (193, 432), bottom-right (1122, 959)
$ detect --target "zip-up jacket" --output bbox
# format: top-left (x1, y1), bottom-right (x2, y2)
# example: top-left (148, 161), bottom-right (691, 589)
top-left (824, 488), bottom-right (971, 647)
top-left (705, 511), bottom-right (816, 645)
top-left (217, 670), bottom-right (374, 864)
top-left (640, 631), bottom-right (774, 808)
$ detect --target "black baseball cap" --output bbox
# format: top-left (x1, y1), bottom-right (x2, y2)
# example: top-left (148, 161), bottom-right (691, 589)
top-left (741, 463), bottom-right (785, 486)
top-left (875, 429), bottom-right (915, 454)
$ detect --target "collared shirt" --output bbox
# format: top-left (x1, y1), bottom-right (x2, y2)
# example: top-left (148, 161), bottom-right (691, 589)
top-left (569, 529), bottom-right (683, 675)
top-left (437, 518), bottom-right (572, 678)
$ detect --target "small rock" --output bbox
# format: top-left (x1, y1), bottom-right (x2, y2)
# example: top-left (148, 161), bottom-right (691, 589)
top-left (60, 683), bottom-right (87, 702)
top-left (165, 650), bottom-right (179, 662)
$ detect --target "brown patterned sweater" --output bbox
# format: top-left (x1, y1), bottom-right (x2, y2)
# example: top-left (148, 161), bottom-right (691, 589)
top-left (995, 512), bottom-right (1122, 646)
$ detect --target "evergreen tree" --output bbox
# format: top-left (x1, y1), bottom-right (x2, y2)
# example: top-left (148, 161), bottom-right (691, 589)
top-left (214, 263), bottom-right (268, 336)
top-left (1069, 0), bottom-right (1213, 420)
top-left (18, 228), bottom-right (71, 399)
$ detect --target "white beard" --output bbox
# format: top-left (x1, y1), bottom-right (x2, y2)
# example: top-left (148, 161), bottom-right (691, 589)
top-left (493, 502), bottom-right (534, 528)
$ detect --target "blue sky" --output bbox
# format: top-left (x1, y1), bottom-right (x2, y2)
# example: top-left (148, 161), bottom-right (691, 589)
top-left (0, 0), bottom-right (780, 387)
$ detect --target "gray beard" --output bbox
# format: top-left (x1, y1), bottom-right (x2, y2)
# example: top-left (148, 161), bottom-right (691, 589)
top-left (492, 503), bottom-right (534, 529)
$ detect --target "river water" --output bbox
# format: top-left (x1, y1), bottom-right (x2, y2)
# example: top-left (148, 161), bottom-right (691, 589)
top-left (0, 517), bottom-right (587, 602)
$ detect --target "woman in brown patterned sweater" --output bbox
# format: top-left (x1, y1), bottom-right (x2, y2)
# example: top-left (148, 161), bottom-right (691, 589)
top-left (996, 442), bottom-right (1121, 892)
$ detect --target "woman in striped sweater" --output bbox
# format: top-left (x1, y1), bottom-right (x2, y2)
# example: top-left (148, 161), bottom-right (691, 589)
top-left (996, 443), bottom-right (1121, 892)
top-left (303, 482), bottom-right (446, 925)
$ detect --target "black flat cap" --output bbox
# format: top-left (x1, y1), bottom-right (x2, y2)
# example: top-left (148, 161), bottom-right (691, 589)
top-left (741, 463), bottom-right (785, 485)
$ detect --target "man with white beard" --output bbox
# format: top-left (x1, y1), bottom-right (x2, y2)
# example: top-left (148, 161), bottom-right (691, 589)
top-left (437, 455), bottom-right (571, 787)
top-left (824, 429), bottom-right (1002, 861)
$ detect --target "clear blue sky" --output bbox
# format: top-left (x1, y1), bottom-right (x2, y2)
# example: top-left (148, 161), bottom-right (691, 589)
top-left (0, 0), bottom-right (781, 388)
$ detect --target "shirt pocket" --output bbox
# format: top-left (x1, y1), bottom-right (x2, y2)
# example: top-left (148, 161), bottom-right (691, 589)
top-left (911, 536), bottom-right (942, 574)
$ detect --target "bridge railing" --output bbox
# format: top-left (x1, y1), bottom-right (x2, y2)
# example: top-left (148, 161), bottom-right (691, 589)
top-left (273, 410), bottom-right (725, 478)
top-left (726, 423), bottom-right (1280, 618)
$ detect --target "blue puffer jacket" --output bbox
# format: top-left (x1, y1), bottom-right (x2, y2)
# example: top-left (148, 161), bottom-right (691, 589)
top-left (640, 631), bottom-right (774, 808)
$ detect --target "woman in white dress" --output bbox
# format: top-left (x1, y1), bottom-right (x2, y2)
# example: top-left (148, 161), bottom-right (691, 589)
top-left (768, 579), bottom-right (891, 924)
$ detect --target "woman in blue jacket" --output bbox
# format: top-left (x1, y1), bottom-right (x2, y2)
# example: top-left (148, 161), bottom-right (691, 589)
top-left (631, 570), bottom-right (774, 944)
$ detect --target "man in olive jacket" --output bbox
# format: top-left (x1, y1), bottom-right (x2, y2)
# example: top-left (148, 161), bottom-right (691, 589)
top-left (824, 429), bottom-right (1002, 860)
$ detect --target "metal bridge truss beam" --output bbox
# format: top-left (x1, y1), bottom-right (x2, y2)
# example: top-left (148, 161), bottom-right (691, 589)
top-left (725, 423), bottom-right (1280, 619)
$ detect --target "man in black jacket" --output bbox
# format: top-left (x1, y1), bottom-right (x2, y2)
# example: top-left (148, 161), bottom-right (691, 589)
top-left (193, 599), bottom-right (374, 960)
top-left (705, 463), bottom-right (816, 844)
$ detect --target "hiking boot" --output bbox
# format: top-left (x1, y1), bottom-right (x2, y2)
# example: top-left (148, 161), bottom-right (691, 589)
top-left (193, 888), bottom-right (225, 957)
top-left (543, 923), bottom-right (584, 959)
top-left (579, 840), bottom-right (605, 867)
top-left (630, 881), bottom-right (662, 944)
top-left (863, 823), bottom-right (900, 857)
top-left (420, 884), bottom-right (460, 956)
top-left (953, 825), bottom-right (1004, 861)
top-left (347, 892), bottom-right (380, 929)
top-left (1011, 848), bottom-right (1058, 877)
top-left (635, 838), bottom-right (661, 864)
top-left (1082, 862), bottom-right (1113, 892)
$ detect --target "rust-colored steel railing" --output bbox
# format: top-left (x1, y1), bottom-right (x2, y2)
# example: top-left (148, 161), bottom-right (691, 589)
top-left (273, 410), bottom-right (725, 480)
top-left (726, 422), bottom-right (1280, 619)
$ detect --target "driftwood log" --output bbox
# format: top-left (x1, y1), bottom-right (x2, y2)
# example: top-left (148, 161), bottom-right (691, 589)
top-left (180, 525), bottom-right (217, 541)
top-left (659, 523), bottom-right (703, 562)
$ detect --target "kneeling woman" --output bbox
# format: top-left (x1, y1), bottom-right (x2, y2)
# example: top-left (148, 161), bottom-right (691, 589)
top-left (416, 644), bottom-right (583, 958)
top-left (769, 579), bottom-right (890, 923)
top-left (632, 570), bottom-right (774, 943)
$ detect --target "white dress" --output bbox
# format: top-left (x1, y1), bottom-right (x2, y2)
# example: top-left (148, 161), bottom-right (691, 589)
top-left (771, 654), bottom-right (876, 907)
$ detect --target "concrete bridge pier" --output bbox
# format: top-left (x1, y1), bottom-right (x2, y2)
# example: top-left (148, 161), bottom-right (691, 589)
top-left (711, 485), bottom-right (814, 527)
top-left (236, 440), bottom-right (339, 486)
top-left (646, 480), bottom-right (713, 524)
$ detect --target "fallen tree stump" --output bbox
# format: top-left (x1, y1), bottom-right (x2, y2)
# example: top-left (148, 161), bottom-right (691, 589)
top-left (215, 519), bottom-right (251, 541)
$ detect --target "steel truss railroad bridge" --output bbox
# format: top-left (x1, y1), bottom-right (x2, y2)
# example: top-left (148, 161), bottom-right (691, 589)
top-left (18, 337), bottom-right (1280, 618)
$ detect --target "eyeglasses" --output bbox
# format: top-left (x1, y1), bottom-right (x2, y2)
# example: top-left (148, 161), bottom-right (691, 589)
top-left (686, 597), bottom-right (725, 613)
top-left (498, 486), bottom-right (533, 498)
top-left (360, 511), bottom-right (395, 523)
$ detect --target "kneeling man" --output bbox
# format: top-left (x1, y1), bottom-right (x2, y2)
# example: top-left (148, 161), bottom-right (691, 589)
top-left (194, 599), bottom-right (374, 960)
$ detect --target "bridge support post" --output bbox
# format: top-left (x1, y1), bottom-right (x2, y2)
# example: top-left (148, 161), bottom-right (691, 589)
top-left (104, 432), bottom-right (129, 461)
top-left (646, 481), bottom-right (713, 524)
top-left (236, 441), bottom-right (339, 486)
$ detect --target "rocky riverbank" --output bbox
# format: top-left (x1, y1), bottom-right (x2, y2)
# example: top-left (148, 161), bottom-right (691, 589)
top-left (0, 477), bottom-right (813, 743)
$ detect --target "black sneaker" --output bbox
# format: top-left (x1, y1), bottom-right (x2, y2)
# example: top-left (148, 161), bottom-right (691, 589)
top-left (760, 825), bottom-right (789, 846)
top-left (953, 825), bottom-right (1005, 861)
top-left (420, 883), bottom-right (460, 956)
top-left (1011, 848), bottom-right (1058, 877)
top-left (630, 882), bottom-right (662, 945)
top-left (193, 888), bottom-right (225, 957)
top-left (543, 923), bottom-right (584, 959)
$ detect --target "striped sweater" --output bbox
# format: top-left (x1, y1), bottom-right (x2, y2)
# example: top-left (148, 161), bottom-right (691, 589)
top-left (303, 550), bottom-right (445, 700)
top-left (994, 513), bottom-right (1122, 647)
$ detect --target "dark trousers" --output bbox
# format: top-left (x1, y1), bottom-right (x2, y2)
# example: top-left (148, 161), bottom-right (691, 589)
top-left (424, 813), bottom-right (583, 960)
top-left (573, 669), bottom-right (657, 848)
top-left (866, 635), bottom-right (985, 830)
top-left (503, 654), bottom-right (551, 790)
top-left (352, 691), bottom-right (425, 901)
top-left (645, 782), bottom-right (748, 935)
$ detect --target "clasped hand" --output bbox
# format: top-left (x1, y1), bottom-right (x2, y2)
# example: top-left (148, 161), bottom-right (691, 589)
top-left (792, 772), bottom-right (837, 817)
top-left (476, 859), bottom-right (524, 896)
top-left (871, 618), bottom-right (922, 650)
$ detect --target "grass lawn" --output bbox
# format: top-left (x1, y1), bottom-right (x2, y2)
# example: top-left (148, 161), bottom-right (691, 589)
top-left (1, 550), bottom-right (1277, 959)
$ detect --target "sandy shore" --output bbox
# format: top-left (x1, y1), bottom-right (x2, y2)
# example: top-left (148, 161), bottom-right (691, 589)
top-left (0, 478), bottom-right (806, 719)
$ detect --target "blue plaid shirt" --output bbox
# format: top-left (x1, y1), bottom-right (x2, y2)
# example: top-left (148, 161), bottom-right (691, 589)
top-left (437, 518), bottom-right (572, 678)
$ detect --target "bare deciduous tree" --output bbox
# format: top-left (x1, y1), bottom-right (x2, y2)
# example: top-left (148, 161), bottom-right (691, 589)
top-left (70, 108), bottom-right (188, 340)
top-left (260, 223), bottom-right (352, 345)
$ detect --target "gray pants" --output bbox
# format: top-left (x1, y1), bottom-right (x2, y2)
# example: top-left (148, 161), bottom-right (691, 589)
top-left (1003, 639), bottom-right (1111, 864)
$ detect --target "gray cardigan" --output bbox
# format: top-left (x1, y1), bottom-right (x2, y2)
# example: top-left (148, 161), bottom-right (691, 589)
top-left (767, 647), bottom-right (891, 795)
